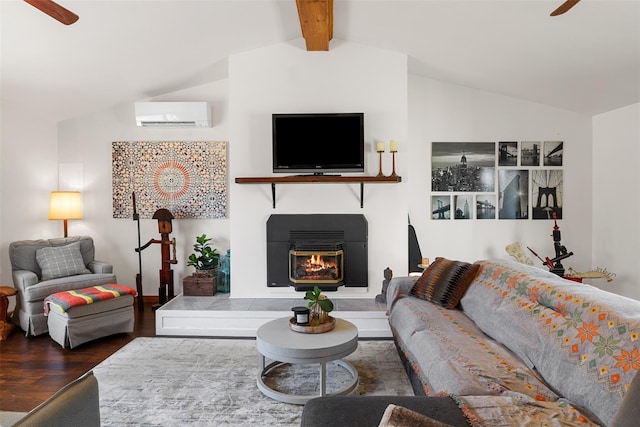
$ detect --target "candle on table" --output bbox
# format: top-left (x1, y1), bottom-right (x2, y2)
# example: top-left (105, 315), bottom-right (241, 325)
top-left (376, 142), bottom-right (385, 152)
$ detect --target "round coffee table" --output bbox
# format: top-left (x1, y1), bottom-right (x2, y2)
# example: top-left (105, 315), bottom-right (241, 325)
top-left (256, 317), bottom-right (359, 405)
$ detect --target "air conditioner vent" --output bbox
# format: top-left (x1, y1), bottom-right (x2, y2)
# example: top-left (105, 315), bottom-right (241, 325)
top-left (135, 102), bottom-right (211, 127)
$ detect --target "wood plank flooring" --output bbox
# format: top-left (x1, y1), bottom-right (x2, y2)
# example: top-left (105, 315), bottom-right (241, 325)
top-left (0, 301), bottom-right (156, 412)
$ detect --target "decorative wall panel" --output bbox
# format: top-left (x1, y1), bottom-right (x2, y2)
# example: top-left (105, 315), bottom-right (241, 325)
top-left (112, 141), bottom-right (227, 219)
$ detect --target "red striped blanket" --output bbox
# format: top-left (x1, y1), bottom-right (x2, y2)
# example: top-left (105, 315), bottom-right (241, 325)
top-left (44, 284), bottom-right (137, 314)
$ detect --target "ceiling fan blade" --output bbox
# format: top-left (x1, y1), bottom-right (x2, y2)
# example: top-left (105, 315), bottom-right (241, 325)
top-left (550, 0), bottom-right (581, 16)
top-left (24, 0), bottom-right (79, 25)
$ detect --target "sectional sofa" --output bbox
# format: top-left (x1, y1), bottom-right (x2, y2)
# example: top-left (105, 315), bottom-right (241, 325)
top-left (302, 258), bottom-right (640, 426)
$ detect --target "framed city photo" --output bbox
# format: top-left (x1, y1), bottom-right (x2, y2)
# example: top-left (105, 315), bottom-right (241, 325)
top-left (543, 141), bottom-right (563, 167)
top-left (520, 141), bottom-right (541, 167)
top-left (476, 194), bottom-right (497, 219)
top-left (431, 142), bottom-right (495, 192)
top-left (532, 169), bottom-right (563, 219)
top-left (498, 169), bottom-right (529, 219)
top-left (431, 195), bottom-right (451, 220)
top-left (498, 141), bottom-right (517, 166)
top-left (454, 195), bottom-right (473, 220)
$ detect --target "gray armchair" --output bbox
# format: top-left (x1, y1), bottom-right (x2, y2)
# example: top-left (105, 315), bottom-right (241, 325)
top-left (9, 236), bottom-right (117, 336)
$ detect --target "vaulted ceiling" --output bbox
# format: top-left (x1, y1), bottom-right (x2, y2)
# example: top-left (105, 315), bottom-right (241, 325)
top-left (2, 0), bottom-right (639, 123)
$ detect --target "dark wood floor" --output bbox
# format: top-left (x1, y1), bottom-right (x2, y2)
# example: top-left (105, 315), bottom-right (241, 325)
top-left (0, 300), bottom-right (156, 412)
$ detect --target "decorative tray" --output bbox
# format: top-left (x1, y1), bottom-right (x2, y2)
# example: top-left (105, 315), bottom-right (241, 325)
top-left (289, 316), bottom-right (335, 334)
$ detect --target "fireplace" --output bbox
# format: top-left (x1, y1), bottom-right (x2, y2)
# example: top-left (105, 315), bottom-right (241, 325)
top-left (289, 243), bottom-right (344, 284)
top-left (267, 214), bottom-right (367, 291)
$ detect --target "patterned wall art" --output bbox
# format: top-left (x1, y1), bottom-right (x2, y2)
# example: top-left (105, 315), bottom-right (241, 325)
top-left (112, 141), bottom-right (227, 219)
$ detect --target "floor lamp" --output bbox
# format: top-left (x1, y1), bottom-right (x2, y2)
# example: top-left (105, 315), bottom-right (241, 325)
top-left (49, 191), bottom-right (83, 237)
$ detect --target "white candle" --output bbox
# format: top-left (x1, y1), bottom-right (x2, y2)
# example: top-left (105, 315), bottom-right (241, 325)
top-left (390, 140), bottom-right (398, 152)
top-left (376, 142), bottom-right (385, 152)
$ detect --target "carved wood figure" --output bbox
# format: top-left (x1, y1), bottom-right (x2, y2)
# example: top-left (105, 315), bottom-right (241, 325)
top-left (135, 208), bottom-right (178, 310)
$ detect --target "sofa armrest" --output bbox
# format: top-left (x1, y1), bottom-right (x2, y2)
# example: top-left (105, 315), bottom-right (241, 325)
top-left (12, 270), bottom-right (39, 291)
top-left (386, 276), bottom-right (419, 313)
top-left (14, 371), bottom-right (100, 427)
top-left (301, 396), bottom-right (470, 427)
top-left (87, 261), bottom-right (113, 274)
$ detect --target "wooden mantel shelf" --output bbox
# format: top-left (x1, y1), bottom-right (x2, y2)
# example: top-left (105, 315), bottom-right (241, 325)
top-left (235, 175), bottom-right (401, 208)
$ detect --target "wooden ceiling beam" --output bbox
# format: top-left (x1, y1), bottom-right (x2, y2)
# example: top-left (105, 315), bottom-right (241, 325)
top-left (296, 0), bottom-right (333, 51)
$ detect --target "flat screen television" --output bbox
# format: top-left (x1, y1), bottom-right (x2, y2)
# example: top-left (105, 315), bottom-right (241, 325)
top-left (272, 113), bottom-right (364, 174)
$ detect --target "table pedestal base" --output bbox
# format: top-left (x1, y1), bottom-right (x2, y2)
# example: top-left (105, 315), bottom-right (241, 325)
top-left (257, 356), bottom-right (358, 405)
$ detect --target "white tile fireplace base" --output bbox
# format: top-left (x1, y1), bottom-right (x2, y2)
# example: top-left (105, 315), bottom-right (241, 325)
top-left (155, 294), bottom-right (391, 338)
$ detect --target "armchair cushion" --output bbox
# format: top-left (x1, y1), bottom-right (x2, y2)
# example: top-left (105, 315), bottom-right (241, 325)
top-left (36, 242), bottom-right (90, 280)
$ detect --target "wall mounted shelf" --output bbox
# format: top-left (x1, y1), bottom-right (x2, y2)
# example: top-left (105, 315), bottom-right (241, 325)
top-left (235, 175), bottom-right (402, 208)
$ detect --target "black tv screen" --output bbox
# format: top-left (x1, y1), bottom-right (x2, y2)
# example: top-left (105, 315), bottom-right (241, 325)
top-left (272, 113), bottom-right (364, 174)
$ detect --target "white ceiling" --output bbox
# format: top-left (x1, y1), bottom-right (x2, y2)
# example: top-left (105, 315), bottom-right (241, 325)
top-left (2, 0), bottom-right (639, 123)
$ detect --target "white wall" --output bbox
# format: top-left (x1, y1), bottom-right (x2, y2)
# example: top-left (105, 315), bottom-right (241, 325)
top-left (1, 100), bottom-right (61, 277)
top-left (593, 103), bottom-right (640, 299)
top-left (228, 40), bottom-right (409, 298)
top-left (407, 77), bottom-right (594, 276)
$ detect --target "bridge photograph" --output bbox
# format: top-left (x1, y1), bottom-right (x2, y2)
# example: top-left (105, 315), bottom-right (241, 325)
top-left (431, 195), bottom-right (451, 220)
top-left (532, 169), bottom-right (563, 219)
top-left (498, 141), bottom-right (517, 166)
top-left (543, 141), bottom-right (563, 167)
top-left (521, 141), bottom-right (541, 166)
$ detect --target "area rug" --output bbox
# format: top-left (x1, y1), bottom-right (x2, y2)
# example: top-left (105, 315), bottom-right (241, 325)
top-left (93, 337), bottom-right (413, 426)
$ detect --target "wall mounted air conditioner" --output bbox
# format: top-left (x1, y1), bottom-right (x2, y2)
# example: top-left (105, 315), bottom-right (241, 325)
top-left (135, 101), bottom-right (212, 127)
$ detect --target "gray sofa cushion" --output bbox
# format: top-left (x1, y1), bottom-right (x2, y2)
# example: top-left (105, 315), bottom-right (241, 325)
top-left (36, 242), bottom-right (91, 280)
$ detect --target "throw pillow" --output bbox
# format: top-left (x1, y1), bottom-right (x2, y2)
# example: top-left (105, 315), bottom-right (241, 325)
top-left (378, 404), bottom-right (455, 427)
top-left (410, 257), bottom-right (480, 309)
top-left (36, 242), bottom-right (90, 281)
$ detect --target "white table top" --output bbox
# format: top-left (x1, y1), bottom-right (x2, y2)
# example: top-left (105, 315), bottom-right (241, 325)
top-left (256, 317), bottom-right (358, 363)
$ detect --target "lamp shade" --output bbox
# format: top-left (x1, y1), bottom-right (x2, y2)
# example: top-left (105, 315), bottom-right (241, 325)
top-left (49, 191), bottom-right (83, 220)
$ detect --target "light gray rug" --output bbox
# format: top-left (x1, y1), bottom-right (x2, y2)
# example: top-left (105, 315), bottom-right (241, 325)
top-left (93, 337), bottom-right (413, 426)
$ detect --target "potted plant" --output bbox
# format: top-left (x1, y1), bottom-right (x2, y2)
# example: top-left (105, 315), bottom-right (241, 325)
top-left (304, 286), bottom-right (334, 324)
top-left (187, 234), bottom-right (220, 277)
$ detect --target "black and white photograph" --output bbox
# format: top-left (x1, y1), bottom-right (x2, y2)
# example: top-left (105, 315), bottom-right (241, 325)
top-left (498, 141), bottom-right (518, 166)
top-left (520, 141), bottom-right (541, 167)
top-left (543, 141), bottom-right (563, 167)
top-left (498, 169), bottom-right (529, 219)
top-left (476, 194), bottom-right (497, 220)
top-left (431, 142), bottom-right (496, 192)
top-left (454, 195), bottom-right (473, 220)
top-left (431, 195), bottom-right (451, 220)
top-left (532, 169), bottom-right (563, 220)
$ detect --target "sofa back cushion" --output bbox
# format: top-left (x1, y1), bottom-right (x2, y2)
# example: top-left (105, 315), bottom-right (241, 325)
top-left (460, 259), bottom-right (640, 426)
top-left (410, 257), bottom-right (480, 309)
top-left (10, 236), bottom-right (96, 279)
